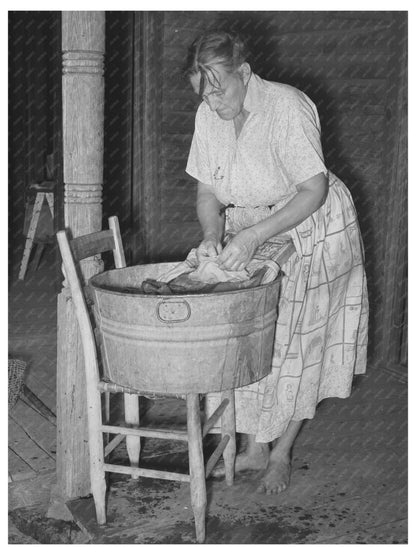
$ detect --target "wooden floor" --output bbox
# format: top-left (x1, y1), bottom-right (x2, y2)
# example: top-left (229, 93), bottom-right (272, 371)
top-left (8, 246), bottom-right (408, 544)
top-left (9, 245), bottom-right (58, 500)
top-left (8, 395), bottom-right (56, 482)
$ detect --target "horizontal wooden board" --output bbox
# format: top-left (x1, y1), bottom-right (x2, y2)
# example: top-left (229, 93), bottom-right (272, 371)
top-left (161, 159), bottom-right (191, 182)
top-left (163, 11), bottom-right (395, 42)
top-left (162, 111), bottom-right (195, 134)
top-left (162, 11), bottom-right (223, 32)
top-left (158, 220), bottom-right (201, 243)
top-left (8, 448), bottom-right (34, 481)
top-left (270, 31), bottom-right (393, 56)
top-left (24, 373), bottom-right (56, 414)
top-left (8, 416), bottom-right (55, 477)
top-left (164, 40), bottom-right (392, 68)
top-left (161, 144), bottom-right (191, 164)
top-left (161, 177), bottom-right (196, 191)
top-left (161, 200), bottom-right (196, 224)
top-left (161, 91), bottom-right (199, 114)
top-left (8, 469), bottom-right (56, 511)
top-left (11, 398), bottom-right (56, 458)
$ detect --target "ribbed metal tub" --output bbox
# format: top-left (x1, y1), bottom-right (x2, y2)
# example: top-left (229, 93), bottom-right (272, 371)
top-left (90, 263), bottom-right (281, 394)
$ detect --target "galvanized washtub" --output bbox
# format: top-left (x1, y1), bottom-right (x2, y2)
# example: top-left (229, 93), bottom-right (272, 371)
top-left (89, 263), bottom-right (282, 395)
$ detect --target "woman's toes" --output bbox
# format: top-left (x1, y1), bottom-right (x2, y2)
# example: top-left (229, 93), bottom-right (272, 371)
top-left (256, 458), bottom-right (291, 495)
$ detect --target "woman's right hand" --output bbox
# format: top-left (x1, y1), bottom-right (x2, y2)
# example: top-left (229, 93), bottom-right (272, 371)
top-left (196, 237), bottom-right (223, 261)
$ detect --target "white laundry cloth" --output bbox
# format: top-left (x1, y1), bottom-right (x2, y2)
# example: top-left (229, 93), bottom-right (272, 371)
top-left (157, 248), bottom-right (280, 286)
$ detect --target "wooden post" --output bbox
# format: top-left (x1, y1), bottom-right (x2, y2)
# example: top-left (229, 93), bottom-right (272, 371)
top-left (50, 12), bottom-right (105, 516)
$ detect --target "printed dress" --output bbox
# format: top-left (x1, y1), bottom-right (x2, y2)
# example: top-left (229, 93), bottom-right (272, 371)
top-left (186, 73), bottom-right (369, 442)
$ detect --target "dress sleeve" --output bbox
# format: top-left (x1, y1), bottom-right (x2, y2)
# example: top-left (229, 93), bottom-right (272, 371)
top-left (276, 92), bottom-right (328, 187)
top-left (186, 105), bottom-right (212, 185)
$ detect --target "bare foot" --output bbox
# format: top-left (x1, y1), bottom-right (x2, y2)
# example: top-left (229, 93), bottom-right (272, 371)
top-left (211, 441), bottom-right (269, 477)
top-left (256, 455), bottom-right (291, 495)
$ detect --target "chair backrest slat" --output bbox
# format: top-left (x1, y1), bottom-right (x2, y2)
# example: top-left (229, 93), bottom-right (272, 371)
top-left (70, 229), bottom-right (115, 262)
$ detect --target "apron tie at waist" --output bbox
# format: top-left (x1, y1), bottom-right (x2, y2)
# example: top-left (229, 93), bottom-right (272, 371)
top-left (219, 203), bottom-right (275, 215)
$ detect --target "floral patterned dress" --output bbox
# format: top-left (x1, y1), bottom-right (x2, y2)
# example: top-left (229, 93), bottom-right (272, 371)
top-left (186, 73), bottom-right (369, 441)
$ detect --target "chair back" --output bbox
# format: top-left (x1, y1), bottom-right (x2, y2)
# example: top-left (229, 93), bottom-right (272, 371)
top-left (56, 216), bottom-right (126, 389)
top-left (69, 216), bottom-right (126, 269)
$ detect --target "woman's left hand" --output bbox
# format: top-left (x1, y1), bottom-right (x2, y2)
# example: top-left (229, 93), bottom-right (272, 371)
top-left (217, 227), bottom-right (261, 271)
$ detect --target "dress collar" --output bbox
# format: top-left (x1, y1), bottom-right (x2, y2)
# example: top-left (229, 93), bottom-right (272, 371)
top-left (243, 73), bottom-right (266, 114)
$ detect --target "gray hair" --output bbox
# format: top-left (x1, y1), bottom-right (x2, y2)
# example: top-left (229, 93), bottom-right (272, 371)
top-left (183, 30), bottom-right (250, 95)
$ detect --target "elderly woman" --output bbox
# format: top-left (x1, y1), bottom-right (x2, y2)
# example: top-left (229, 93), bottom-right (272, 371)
top-left (184, 31), bottom-right (369, 494)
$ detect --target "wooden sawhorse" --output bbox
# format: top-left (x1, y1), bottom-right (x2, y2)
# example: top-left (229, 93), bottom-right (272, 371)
top-left (18, 182), bottom-right (55, 280)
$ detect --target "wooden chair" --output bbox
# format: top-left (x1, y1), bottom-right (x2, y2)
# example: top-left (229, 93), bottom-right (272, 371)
top-left (56, 216), bottom-right (236, 543)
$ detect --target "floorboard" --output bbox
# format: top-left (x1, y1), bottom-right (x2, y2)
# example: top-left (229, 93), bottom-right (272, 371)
top-left (11, 398), bottom-right (56, 458)
top-left (8, 415), bottom-right (55, 478)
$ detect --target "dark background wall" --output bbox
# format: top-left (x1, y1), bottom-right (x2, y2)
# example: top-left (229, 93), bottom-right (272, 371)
top-left (9, 11), bottom-right (407, 373)
top-left (9, 12), bottom-right (62, 274)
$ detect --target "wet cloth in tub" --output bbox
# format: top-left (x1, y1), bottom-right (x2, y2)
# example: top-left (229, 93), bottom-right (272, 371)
top-left (141, 247), bottom-right (280, 295)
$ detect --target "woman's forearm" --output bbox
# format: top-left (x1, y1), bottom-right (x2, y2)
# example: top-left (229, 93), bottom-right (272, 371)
top-left (252, 173), bottom-right (329, 244)
top-left (196, 182), bottom-right (225, 242)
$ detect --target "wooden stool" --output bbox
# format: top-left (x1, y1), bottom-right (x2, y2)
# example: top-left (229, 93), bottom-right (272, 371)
top-left (18, 181), bottom-right (55, 280)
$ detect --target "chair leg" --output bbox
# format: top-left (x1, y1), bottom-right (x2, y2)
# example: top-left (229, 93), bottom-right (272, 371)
top-left (91, 467), bottom-right (107, 525)
top-left (88, 396), bottom-right (107, 525)
top-left (104, 392), bottom-right (110, 423)
top-left (221, 389), bottom-right (236, 486)
top-left (186, 393), bottom-right (206, 544)
top-left (103, 391), bottom-right (111, 446)
top-left (124, 393), bottom-right (140, 467)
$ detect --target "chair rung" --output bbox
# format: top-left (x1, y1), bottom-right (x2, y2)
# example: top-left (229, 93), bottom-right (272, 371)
top-left (98, 381), bottom-right (141, 395)
top-left (104, 433), bottom-right (125, 457)
top-left (103, 463), bottom-right (190, 483)
top-left (205, 434), bottom-right (230, 479)
top-left (202, 398), bottom-right (229, 437)
top-left (102, 424), bottom-right (188, 442)
top-left (98, 380), bottom-right (185, 399)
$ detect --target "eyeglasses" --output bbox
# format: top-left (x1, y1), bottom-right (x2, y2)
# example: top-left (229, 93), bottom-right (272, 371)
top-left (201, 87), bottom-right (225, 104)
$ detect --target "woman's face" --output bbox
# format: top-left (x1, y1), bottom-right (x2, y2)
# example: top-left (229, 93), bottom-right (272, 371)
top-left (190, 62), bottom-right (248, 121)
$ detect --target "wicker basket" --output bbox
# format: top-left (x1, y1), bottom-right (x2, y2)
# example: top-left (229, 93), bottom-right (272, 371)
top-left (8, 359), bottom-right (26, 411)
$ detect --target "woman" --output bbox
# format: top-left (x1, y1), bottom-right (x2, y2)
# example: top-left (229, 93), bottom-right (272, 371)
top-left (184, 31), bottom-right (369, 494)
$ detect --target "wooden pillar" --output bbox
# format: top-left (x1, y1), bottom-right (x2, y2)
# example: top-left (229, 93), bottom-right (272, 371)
top-left (50, 12), bottom-right (105, 514)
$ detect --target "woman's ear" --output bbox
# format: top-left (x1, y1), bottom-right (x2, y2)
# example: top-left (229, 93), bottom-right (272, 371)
top-left (239, 62), bottom-right (252, 85)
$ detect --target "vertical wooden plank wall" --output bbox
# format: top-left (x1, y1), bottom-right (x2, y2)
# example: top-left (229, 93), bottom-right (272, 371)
top-left (103, 12), bottom-right (135, 262)
top-left (132, 12), bottom-right (164, 263)
top-left (378, 14), bottom-right (407, 376)
top-left (156, 13), bottom-right (209, 261)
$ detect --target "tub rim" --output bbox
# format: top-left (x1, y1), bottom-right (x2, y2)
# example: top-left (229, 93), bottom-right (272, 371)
top-left (89, 265), bottom-right (283, 299)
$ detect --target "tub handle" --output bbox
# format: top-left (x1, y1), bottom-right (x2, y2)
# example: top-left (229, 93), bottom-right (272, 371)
top-left (156, 299), bottom-right (191, 323)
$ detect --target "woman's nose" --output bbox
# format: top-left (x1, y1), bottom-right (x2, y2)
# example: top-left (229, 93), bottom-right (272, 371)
top-left (206, 96), bottom-right (221, 111)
